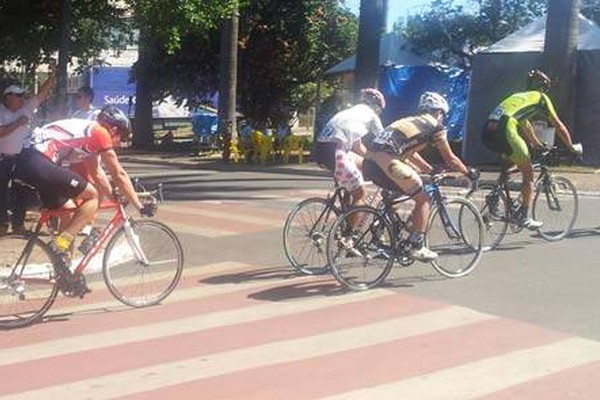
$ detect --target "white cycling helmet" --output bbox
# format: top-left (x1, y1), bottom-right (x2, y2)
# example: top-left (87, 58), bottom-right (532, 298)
top-left (418, 92), bottom-right (449, 115)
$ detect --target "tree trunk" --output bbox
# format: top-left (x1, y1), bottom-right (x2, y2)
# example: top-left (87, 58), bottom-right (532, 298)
top-left (133, 24), bottom-right (154, 150)
top-left (218, 1), bottom-right (239, 162)
top-left (56, 0), bottom-right (72, 118)
top-left (354, 0), bottom-right (386, 94)
top-left (544, 0), bottom-right (580, 129)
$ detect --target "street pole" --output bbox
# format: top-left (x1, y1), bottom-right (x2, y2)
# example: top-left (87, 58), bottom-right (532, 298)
top-left (218, 1), bottom-right (239, 163)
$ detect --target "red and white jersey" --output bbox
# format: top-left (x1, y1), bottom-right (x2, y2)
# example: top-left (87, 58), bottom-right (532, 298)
top-left (31, 119), bottom-right (113, 165)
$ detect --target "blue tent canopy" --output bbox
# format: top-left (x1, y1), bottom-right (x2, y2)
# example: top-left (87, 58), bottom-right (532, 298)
top-left (379, 65), bottom-right (470, 141)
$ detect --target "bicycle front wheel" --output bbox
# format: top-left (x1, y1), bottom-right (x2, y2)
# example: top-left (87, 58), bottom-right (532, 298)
top-left (466, 183), bottom-right (509, 251)
top-left (532, 176), bottom-right (578, 241)
top-left (327, 206), bottom-right (395, 291)
top-left (426, 198), bottom-right (484, 278)
top-left (103, 220), bottom-right (184, 308)
top-left (0, 236), bottom-right (58, 328)
top-left (283, 197), bottom-right (339, 275)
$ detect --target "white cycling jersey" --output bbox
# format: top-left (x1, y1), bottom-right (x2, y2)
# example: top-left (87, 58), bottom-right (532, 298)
top-left (318, 104), bottom-right (383, 152)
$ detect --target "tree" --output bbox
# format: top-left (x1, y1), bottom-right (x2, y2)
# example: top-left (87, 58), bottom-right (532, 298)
top-left (219, 1), bottom-right (240, 162)
top-left (400, 0), bottom-right (546, 67)
top-left (544, 0), bottom-right (580, 127)
top-left (237, 0), bottom-right (358, 127)
top-left (129, 0), bottom-right (236, 148)
top-left (355, 0), bottom-right (386, 92)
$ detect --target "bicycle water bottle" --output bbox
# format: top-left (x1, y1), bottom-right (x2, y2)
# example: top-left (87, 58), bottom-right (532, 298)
top-left (78, 227), bottom-right (101, 255)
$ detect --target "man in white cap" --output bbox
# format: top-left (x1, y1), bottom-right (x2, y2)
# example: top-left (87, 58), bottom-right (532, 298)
top-left (0, 70), bottom-right (55, 235)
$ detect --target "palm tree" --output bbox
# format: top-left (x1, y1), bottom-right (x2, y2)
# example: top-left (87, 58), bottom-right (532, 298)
top-left (354, 0), bottom-right (387, 94)
top-left (544, 0), bottom-right (580, 126)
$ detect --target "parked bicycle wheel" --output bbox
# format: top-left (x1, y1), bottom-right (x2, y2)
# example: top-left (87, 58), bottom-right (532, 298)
top-left (466, 183), bottom-right (509, 250)
top-left (0, 236), bottom-right (58, 328)
top-left (283, 198), bottom-right (339, 275)
top-left (327, 206), bottom-right (395, 291)
top-left (103, 220), bottom-right (184, 308)
top-left (532, 176), bottom-right (578, 241)
top-left (426, 198), bottom-right (484, 278)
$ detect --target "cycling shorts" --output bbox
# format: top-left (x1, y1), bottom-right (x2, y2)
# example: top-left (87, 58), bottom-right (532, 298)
top-left (482, 115), bottom-right (530, 165)
top-left (14, 148), bottom-right (88, 209)
top-left (365, 150), bottom-right (422, 195)
top-left (313, 141), bottom-right (364, 192)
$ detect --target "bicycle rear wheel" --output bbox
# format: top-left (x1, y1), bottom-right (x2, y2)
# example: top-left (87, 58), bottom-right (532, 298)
top-left (0, 236), bottom-right (58, 328)
top-left (532, 175), bottom-right (578, 241)
top-left (426, 198), bottom-right (484, 278)
top-left (103, 220), bottom-right (184, 308)
top-left (466, 183), bottom-right (509, 250)
top-left (283, 197), bottom-right (339, 275)
top-left (327, 206), bottom-right (395, 291)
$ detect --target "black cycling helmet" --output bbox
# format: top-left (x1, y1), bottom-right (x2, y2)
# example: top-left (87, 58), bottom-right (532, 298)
top-left (96, 105), bottom-right (131, 140)
top-left (527, 69), bottom-right (551, 92)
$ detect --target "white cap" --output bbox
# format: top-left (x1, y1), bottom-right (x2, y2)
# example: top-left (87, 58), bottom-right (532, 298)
top-left (3, 85), bottom-right (26, 96)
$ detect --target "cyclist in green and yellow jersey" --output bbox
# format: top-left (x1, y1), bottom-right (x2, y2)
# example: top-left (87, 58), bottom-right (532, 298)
top-left (481, 69), bottom-right (582, 230)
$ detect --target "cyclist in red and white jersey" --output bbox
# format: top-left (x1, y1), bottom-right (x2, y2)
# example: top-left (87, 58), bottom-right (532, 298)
top-left (15, 105), bottom-right (153, 286)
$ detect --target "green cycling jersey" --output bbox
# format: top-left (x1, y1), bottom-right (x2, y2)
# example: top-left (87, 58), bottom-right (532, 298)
top-left (488, 91), bottom-right (558, 123)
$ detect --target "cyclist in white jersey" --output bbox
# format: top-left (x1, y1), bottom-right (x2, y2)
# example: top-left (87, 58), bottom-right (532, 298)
top-left (313, 88), bottom-right (385, 209)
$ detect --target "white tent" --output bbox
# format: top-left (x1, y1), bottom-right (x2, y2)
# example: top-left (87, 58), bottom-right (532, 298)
top-left (325, 33), bottom-right (431, 75)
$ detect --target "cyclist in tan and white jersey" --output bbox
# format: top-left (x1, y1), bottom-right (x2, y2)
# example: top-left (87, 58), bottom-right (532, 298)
top-left (363, 92), bottom-right (478, 261)
top-left (482, 69), bottom-right (582, 229)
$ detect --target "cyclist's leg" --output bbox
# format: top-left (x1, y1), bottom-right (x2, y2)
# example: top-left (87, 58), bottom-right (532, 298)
top-left (15, 148), bottom-right (99, 249)
top-left (506, 119), bottom-right (540, 228)
top-left (368, 151), bottom-right (434, 260)
top-left (333, 148), bottom-right (366, 230)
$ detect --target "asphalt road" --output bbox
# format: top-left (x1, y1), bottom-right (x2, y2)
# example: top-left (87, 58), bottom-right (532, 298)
top-left (126, 159), bottom-right (600, 341)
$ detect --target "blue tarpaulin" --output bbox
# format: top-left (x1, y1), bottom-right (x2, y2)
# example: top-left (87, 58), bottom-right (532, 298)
top-left (379, 65), bottom-right (470, 141)
top-left (88, 67), bottom-right (136, 116)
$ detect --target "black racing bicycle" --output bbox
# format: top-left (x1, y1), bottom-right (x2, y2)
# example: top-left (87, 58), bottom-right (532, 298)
top-left (467, 146), bottom-right (579, 250)
top-left (326, 172), bottom-right (484, 291)
top-left (282, 183), bottom-right (354, 275)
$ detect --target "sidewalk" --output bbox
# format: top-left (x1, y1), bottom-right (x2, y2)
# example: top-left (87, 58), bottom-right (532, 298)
top-left (120, 150), bottom-right (600, 194)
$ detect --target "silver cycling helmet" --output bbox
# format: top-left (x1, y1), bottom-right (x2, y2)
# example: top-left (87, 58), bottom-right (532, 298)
top-left (418, 91), bottom-right (449, 115)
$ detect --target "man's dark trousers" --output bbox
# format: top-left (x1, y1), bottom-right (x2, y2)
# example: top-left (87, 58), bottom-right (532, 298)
top-left (0, 156), bottom-right (26, 231)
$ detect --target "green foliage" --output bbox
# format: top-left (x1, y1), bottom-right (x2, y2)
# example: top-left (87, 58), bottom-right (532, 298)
top-left (237, 0), bottom-right (358, 127)
top-left (400, 0), bottom-right (546, 67)
top-left (0, 0), bottom-right (130, 69)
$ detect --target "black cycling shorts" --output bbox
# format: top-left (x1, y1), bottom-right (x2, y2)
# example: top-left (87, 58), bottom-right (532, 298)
top-left (312, 141), bottom-right (337, 171)
top-left (14, 148), bottom-right (88, 209)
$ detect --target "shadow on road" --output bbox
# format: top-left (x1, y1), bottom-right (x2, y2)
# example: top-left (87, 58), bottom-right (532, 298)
top-left (200, 266), bottom-right (301, 285)
top-left (248, 279), bottom-right (348, 302)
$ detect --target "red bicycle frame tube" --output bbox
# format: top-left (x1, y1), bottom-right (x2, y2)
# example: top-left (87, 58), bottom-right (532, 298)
top-left (35, 199), bottom-right (127, 275)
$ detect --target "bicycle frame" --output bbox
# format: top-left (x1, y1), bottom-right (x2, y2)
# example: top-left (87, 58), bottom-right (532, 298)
top-left (307, 186), bottom-right (350, 237)
top-left (33, 199), bottom-right (138, 275)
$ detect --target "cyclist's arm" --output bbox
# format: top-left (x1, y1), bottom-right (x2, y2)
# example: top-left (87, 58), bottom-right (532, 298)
top-left (0, 116), bottom-right (28, 138)
top-left (83, 157), bottom-right (112, 198)
top-left (548, 113), bottom-right (574, 148)
top-left (518, 120), bottom-right (543, 148)
top-left (542, 93), bottom-right (574, 148)
top-left (407, 152), bottom-right (434, 174)
top-left (99, 149), bottom-right (143, 211)
top-left (436, 137), bottom-right (468, 175)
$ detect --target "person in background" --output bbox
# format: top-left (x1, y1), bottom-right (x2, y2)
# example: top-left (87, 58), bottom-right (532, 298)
top-left (0, 69), bottom-right (55, 235)
top-left (70, 86), bottom-right (99, 120)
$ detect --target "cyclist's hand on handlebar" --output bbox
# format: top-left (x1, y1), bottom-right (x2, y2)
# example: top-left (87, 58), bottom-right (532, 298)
top-left (140, 198), bottom-right (158, 217)
top-left (571, 143), bottom-right (583, 155)
top-left (465, 167), bottom-right (480, 181)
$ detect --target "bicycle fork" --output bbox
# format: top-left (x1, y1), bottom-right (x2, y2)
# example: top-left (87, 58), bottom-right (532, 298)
top-left (123, 219), bottom-right (150, 266)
